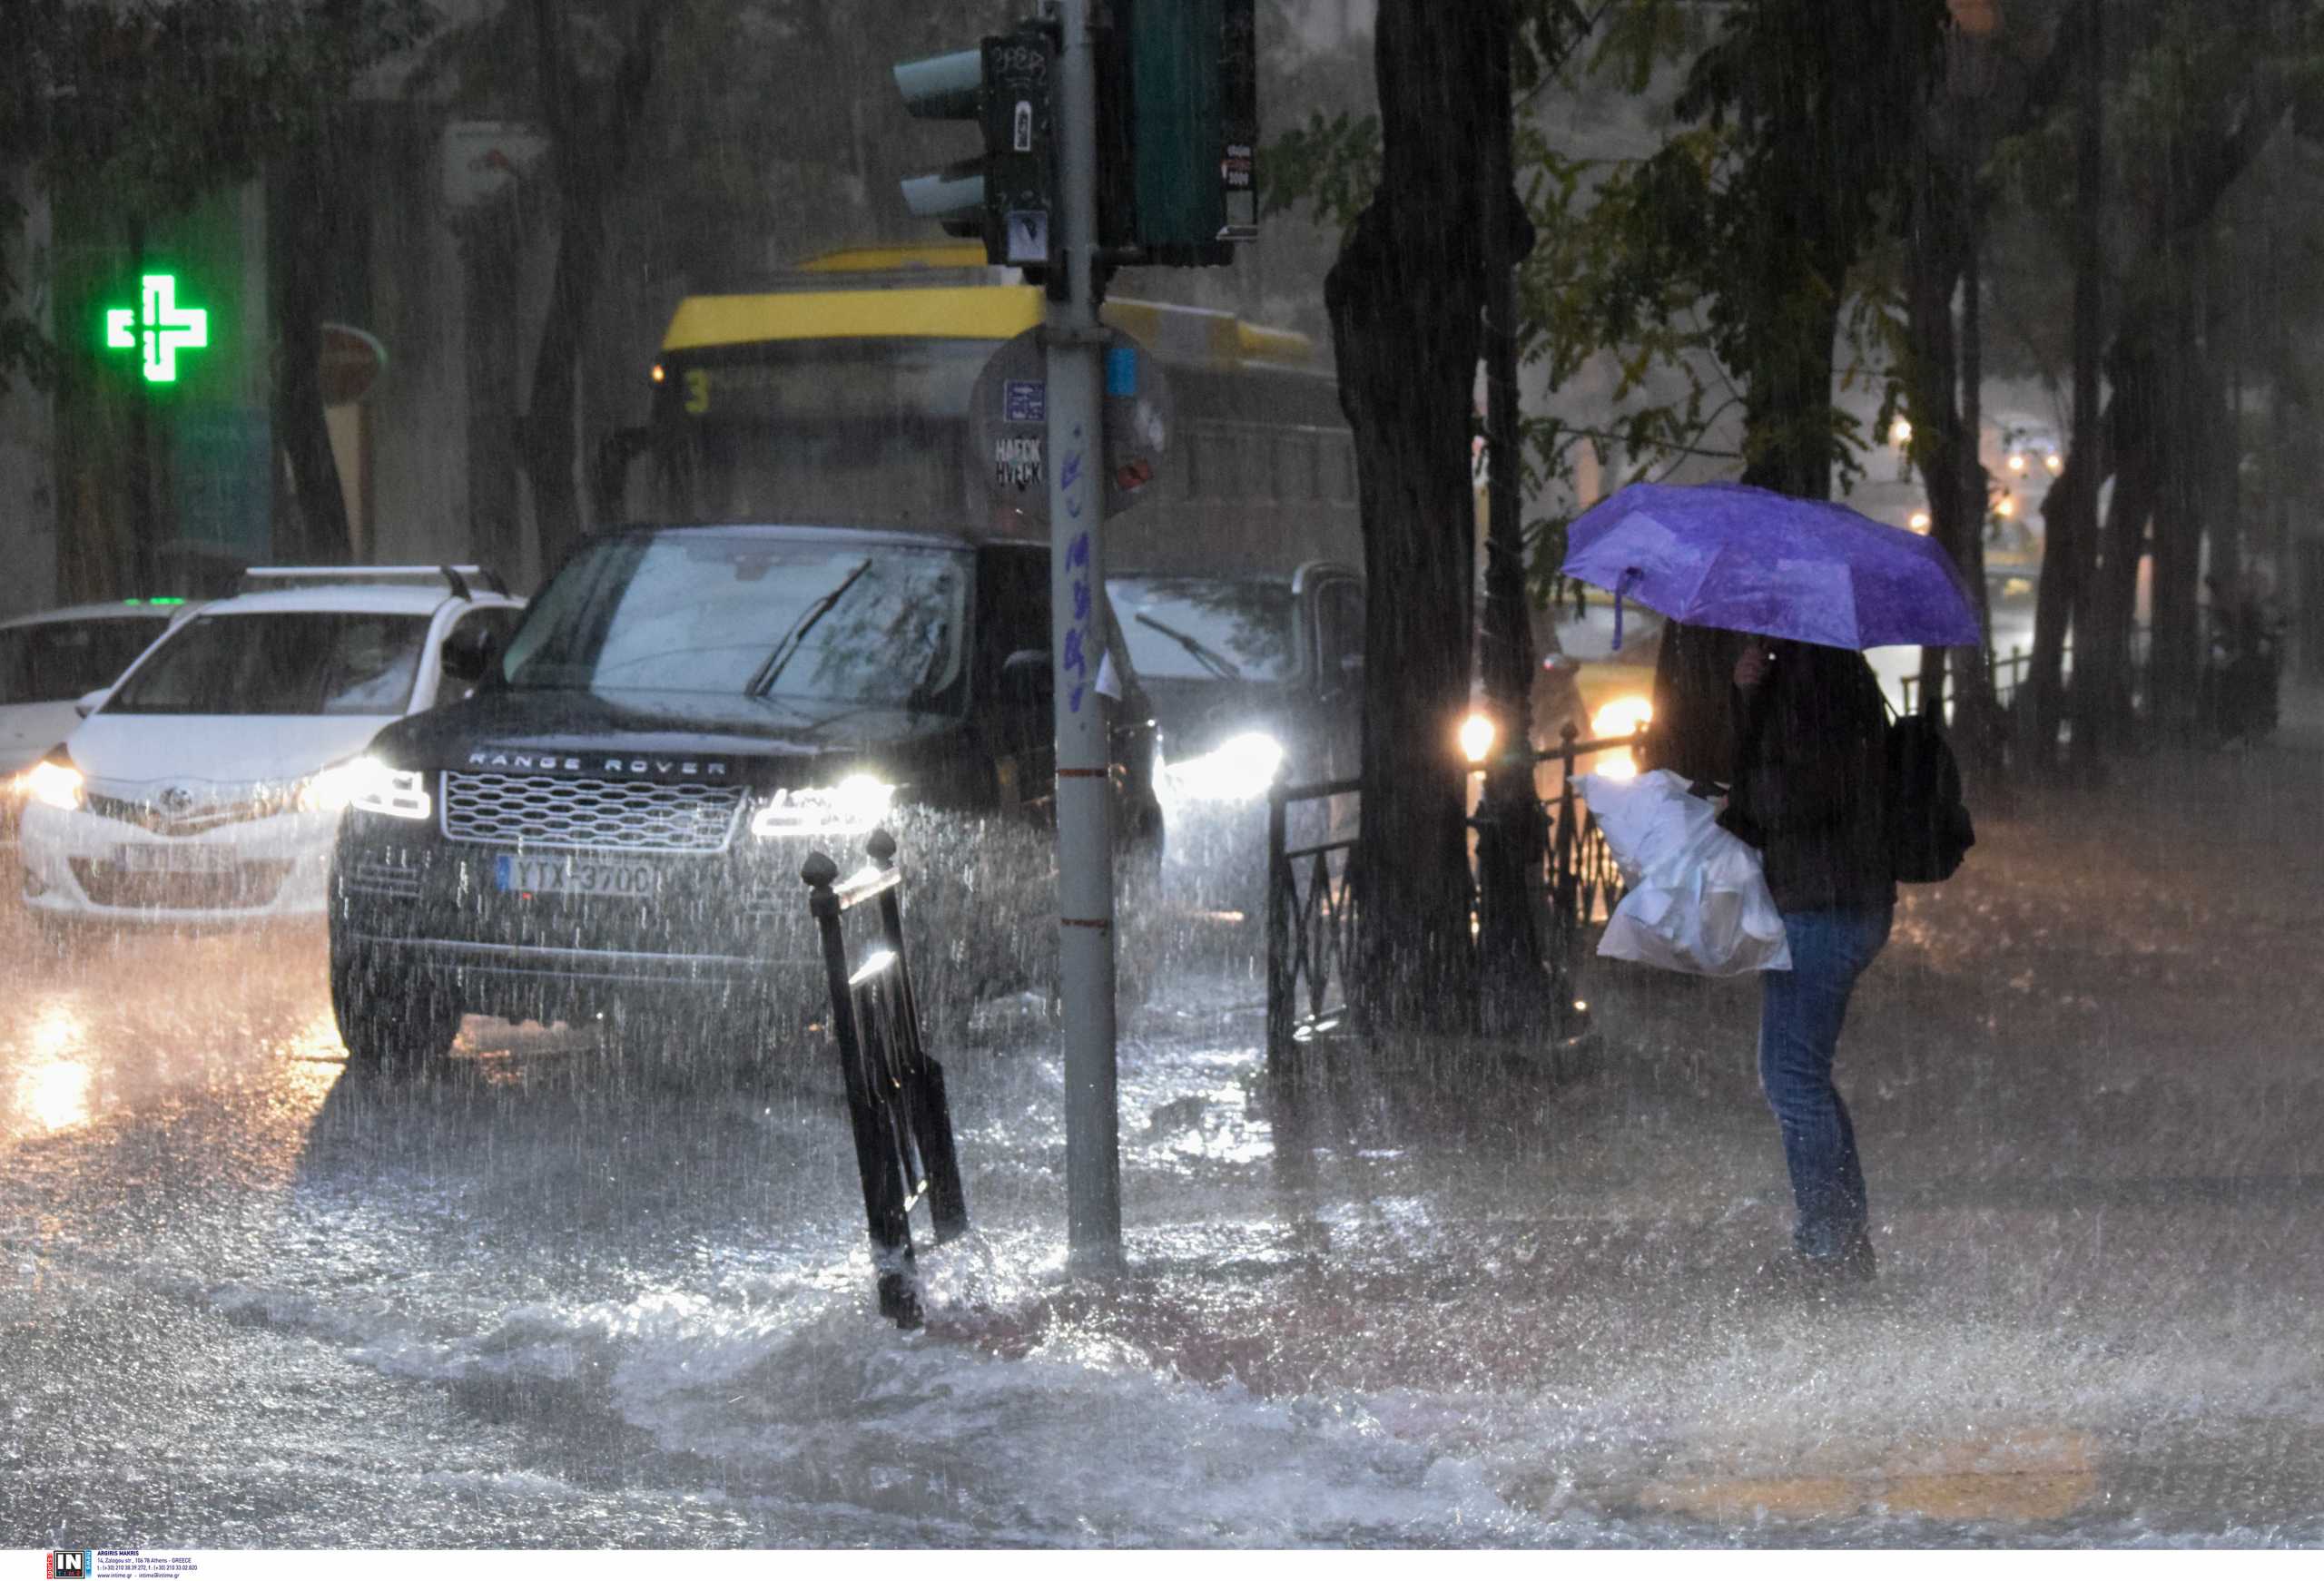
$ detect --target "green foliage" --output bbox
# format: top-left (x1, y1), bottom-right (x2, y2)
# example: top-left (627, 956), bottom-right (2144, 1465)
top-left (1263, 0), bottom-right (1940, 604)
top-left (1258, 109), bottom-right (1378, 236)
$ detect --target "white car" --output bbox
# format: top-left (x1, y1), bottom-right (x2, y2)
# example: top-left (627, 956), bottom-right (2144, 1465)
top-left (18, 568), bottom-right (524, 928)
top-left (3, 600), bottom-right (195, 830)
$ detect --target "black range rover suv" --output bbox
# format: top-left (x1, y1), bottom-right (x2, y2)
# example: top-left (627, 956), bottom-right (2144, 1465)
top-left (329, 522), bottom-right (1163, 1070)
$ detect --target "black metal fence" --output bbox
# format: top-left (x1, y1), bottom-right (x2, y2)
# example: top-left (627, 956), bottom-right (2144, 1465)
top-left (1264, 725), bottom-right (1638, 1074)
top-left (1898, 629), bottom-right (2152, 719)
top-left (803, 829), bottom-right (970, 1330)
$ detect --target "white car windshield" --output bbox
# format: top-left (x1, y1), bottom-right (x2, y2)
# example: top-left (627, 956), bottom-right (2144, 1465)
top-left (1111, 577), bottom-right (1297, 683)
top-left (0, 616), bottom-right (171, 705)
top-left (500, 532), bottom-right (970, 711)
top-left (105, 612), bottom-right (430, 716)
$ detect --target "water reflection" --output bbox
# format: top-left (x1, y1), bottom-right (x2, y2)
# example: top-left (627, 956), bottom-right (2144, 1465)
top-left (25, 1056), bottom-right (93, 1132)
top-left (20, 1002), bottom-right (92, 1133)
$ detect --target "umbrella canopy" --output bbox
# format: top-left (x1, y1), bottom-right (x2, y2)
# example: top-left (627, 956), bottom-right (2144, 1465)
top-left (1560, 481), bottom-right (1982, 651)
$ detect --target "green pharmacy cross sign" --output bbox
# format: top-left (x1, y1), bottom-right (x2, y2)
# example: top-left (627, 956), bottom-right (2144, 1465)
top-left (104, 273), bottom-right (210, 384)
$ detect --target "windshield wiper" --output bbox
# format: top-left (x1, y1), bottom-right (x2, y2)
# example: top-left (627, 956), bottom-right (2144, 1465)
top-left (750, 558), bottom-right (873, 699)
top-left (1134, 610), bottom-right (1243, 681)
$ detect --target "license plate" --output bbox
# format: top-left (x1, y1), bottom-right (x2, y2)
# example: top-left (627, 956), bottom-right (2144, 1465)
top-left (117, 844), bottom-right (238, 874)
top-left (495, 854), bottom-right (659, 898)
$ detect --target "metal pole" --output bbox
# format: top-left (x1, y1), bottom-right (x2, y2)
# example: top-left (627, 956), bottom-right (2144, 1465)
top-left (1047, 0), bottom-right (1122, 1278)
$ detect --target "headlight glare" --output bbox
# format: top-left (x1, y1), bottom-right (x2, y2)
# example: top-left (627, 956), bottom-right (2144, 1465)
top-left (334, 756), bottom-right (432, 820)
top-left (26, 757), bottom-right (84, 812)
top-left (1590, 697), bottom-right (1655, 741)
top-left (751, 775), bottom-right (897, 840)
top-left (1459, 712), bottom-right (1497, 765)
top-left (1162, 732), bottom-right (1285, 803)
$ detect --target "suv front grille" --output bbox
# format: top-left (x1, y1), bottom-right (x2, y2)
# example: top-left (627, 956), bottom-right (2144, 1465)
top-left (439, 772), bottom-right (744, 854)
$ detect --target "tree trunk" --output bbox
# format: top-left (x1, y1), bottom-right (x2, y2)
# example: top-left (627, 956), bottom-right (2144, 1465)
top-left (1737, 281), bottom-right (1845, 502)
top-left (2078, 332), bottom-right (2156, 753)
top-left (522, 0), bottom-right (664, 574)
top-left (271, 127), bottom-right (353, 565)
top-left (2148, 291), bottom-right (2211, 730)
top-left (458, 201), bottom-right (524, 579)
top-left (2026, 0), bottom-right (2103, 774)
top-left (1903, 133), bottom-right (1969, 718)
top-left (1474, 0), bottom-right (1543, 1029)
top-left (1947, 188), bottom-right (2002, 758)
top-left (1331, 0), bottom-right (1498, 1034)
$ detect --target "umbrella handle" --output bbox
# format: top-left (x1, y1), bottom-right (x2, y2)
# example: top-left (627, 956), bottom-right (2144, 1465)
top-left (1613, 567), bottom-right (1642, 653)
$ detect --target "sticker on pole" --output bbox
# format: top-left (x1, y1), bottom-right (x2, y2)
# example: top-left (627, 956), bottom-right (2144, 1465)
top-left (968, 327), bottom-right (1173, 525)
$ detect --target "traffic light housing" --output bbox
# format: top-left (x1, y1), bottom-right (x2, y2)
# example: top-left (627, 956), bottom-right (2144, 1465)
top-left (895, 26), bottom-right (1057, 270)
top-left (892, 2), bottom-right (1256, 271)
top-left (1098, 0), bottom-right (1257, 264)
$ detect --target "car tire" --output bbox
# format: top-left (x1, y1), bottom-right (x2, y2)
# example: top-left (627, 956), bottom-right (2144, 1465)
top-left (330, 942), bottom-right (461, 1075)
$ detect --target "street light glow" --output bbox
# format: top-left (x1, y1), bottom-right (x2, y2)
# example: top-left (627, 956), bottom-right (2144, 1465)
top-left (2044, 452), bottom-right (2063, 475)
top-left (1909, 510), bottom-right (1932, 533)
top-left (2007, 452), bottom-right (2028, 475)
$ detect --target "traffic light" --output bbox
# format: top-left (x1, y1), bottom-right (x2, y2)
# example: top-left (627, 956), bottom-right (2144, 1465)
top-left (892, 3), bottom-right (1257, 271)
top-left (1098, 0), bottom-right (1257, 263)
top-left (894, 25), bottom-right (1057, 270)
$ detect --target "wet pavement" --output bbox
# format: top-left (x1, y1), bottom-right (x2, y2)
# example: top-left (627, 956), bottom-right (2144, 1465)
top-left (4, 721), bottom-right (2322, 1547)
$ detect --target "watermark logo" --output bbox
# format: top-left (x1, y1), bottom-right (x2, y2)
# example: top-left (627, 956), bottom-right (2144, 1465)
top-left (46, 1554), bottom-right (92, 1580)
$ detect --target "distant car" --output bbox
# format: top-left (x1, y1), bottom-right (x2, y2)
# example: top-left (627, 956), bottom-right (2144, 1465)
top-left (16, 567), bottom-right (523, 929)
top-left (1536, 593), bottom-right (1663, 781)
top-left (2, 600), bottom-right (193, 834)
top-left (1112, 565), bottom-right (1364, 926)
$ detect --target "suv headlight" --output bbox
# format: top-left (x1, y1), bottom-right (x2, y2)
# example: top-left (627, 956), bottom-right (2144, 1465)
top-left (25, 752), bottom-right (84, 812)
top-left (1161, 732), bottom-right (1284, 803)
top-left (316, 756), bottom-right (432, 820)
top-left (750, 774), bottom-right (896, 840)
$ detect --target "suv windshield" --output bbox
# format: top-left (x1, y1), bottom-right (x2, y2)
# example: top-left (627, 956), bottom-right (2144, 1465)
top-left (106, 612), bottom-right (430, 716)
top-left (0, 616), bottom-right (170, 705)
top-left (1111, 577), bottom-right (1298, 682)
top-left (501, 532), bottom-right (970, 712)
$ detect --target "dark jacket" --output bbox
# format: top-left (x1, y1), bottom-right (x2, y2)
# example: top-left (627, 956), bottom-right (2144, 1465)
top-left (1721, 642), bottom-right (1896, 915)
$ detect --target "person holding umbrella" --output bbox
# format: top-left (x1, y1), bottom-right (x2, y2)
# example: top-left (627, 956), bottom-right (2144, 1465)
top-left (1723, 633), bottom-right (1895, 1285)
top-left (1562, 482), bottom-right (1982, 1290)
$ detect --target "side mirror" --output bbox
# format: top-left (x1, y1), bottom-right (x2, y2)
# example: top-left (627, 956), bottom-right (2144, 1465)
top-left (74, 689), bottom-right (108, 719)
top-left (439, 624), bottom-right (498, 687)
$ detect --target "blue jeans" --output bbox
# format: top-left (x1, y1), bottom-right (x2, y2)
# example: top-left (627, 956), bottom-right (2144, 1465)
top-left (1758, 904), bottom-right (1893, 1261)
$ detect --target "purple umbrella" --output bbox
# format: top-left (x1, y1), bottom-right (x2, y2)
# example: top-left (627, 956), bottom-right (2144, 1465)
top-left (1559, 481), bottom-right (1982, 651)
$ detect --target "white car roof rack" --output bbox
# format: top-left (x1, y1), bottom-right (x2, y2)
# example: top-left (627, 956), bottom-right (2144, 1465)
top-left (237, 565), bottom-right (511, 600)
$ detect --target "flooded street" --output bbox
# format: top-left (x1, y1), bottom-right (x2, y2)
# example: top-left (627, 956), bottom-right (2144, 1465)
top-left (5, 728), bottom-right (2322, 1548)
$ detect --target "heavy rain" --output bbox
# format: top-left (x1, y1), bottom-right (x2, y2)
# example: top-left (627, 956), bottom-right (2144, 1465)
top-left (3, 0), bottom-right (2321, 1556)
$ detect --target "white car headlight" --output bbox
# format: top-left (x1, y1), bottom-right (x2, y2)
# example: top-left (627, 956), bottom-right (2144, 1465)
top-left (323, 756), bottom-right (432, 820)
top-left (25, 756), bottom-right (84, 812)
top-left (751, 774), bottom-right (897, 840)
top-left (1162, 732), bottom-right (1285, 803)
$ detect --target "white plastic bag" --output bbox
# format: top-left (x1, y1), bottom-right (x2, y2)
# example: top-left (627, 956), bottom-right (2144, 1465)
top-left (1575, 769), bottom-right (1793, 976)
